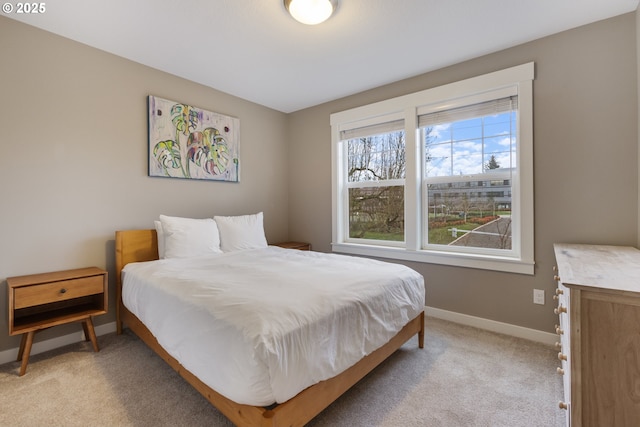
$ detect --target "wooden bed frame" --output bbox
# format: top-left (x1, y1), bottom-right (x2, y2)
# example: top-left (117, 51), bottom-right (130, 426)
top-left (115, 229), bottom-right (424, 427)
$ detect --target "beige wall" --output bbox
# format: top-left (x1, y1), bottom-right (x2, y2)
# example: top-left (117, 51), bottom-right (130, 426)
top-left (288, 13), bottom-right (639, 333)
top-left (0, 17), bottom-right (290, 352)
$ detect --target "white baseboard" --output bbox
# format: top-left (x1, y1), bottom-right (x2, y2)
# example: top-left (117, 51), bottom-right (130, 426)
top-left (0, 321), bottom-right (117, 366)
top-left (425, 306), bottom-right (558, 346)
top-left (0, 309), bottom-right (556, 366)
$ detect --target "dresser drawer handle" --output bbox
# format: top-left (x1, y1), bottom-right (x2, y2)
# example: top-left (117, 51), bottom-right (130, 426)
top-left (558, 352), bottom-right (568, 361)
top-left (60, 288), bottom-right (67, 294)
top-left (559, 401), bottom-right (568, 410)
top-left (555, 325), bottom-right (564, 335)
top-left (555, 288), bottom-right (564, 295)
top-left (557, 367), bottom-right (565, 375)
top-left (554, 305), bottom-right (567, 315)
top-left (555, 342), bottom-right (562, 350)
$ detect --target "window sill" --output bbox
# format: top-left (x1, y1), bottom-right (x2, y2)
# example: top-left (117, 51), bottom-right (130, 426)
top-left (331, 242), bottom-right (535, 275)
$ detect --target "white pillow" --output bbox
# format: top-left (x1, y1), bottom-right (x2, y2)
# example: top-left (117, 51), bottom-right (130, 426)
top-left (213, 212), bottom-right (268, 252)
top-left (159, 215), bottom-right (222, 259)
top-left (154, 220), bottom-right (166, 259)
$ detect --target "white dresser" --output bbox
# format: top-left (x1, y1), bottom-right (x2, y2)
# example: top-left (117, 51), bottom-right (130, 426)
top-left (553, 243), bottom-right (640, 426)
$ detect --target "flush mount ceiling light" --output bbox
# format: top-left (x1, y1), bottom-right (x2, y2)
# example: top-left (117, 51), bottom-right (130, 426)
top-left (284, 0), bottom-right (338, 25)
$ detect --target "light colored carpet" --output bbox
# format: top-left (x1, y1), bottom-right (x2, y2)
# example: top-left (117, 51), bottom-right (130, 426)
top-left (0, 317), bottom-right (564, 426)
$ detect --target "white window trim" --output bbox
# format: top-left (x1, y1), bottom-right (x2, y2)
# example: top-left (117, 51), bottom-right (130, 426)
top-left (331, 63), bottom-right (535, 275)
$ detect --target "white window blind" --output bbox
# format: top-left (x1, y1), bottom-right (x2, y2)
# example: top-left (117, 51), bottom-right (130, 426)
top-left (418, 96), bottom-right (517, 128)
top-left (340, 119), bottom-right (405, 141)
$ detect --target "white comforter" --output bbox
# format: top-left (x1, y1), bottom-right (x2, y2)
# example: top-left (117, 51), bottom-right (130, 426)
top-left (122, 246), bottom-right (425, 406)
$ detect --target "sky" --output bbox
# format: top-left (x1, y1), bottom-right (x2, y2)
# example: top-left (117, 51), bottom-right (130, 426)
top-left (346, 110), bottom-right (517, 182)
top-left (425, 112), bottom-right (516, 178)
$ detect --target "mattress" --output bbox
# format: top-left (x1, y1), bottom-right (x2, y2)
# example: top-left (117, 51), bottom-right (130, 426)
top-left (122, 246), bottom-right (425, 406)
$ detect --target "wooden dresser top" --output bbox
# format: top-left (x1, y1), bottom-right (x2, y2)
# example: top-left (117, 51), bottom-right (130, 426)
top-left (554, 243), bottom-right (640, 294)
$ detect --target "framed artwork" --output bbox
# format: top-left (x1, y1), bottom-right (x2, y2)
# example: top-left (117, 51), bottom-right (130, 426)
top-left (148, 96), bottom-right (240, 182)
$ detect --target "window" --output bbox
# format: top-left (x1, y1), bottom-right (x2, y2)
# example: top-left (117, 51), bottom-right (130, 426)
top-left (421, 96), bottom-right (516, 252)
top-left (341, 119), bottom-right (406, 243)
top-left (331, 63), bottom-right (534, 274)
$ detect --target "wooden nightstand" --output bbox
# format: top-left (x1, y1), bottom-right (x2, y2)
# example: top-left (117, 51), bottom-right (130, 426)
top-left (7, 267), bottom-right (108, 376)
top-left (274, 241), bottom-right (311, 251)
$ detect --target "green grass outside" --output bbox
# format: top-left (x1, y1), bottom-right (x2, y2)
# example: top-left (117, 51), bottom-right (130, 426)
top-left (350, 210), bottom-right (508, 244)
top-left (351, 222), bottom-right (480, 244)
top-left (351, 230), bottom-right (404, 241)
top-left (428, 222), bottom-right (478, 245)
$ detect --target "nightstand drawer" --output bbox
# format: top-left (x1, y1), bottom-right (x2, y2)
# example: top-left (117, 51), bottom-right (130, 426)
top-left (14, 275), bottom-right (104, 309)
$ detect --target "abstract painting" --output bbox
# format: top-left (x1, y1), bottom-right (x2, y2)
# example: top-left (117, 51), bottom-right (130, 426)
top-left (148, 96), bottom-right (240, 182)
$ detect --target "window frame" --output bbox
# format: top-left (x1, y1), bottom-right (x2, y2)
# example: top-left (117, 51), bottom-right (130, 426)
top-left (331, 63), bottom-right (535, 275)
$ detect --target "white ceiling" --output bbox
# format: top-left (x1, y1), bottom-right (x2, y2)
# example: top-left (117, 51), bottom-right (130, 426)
top-left (6, 0), bottom-right (639, 113)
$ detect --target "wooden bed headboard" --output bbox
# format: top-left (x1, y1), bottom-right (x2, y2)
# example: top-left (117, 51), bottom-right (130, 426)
top-left (115, 229), bottom-right (159, 335)
top-left (115, 229), bottom-right (159, 284)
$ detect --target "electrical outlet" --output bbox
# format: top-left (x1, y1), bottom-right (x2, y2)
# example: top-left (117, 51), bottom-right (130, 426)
top-left (533, 289), bottom-right (545, 305)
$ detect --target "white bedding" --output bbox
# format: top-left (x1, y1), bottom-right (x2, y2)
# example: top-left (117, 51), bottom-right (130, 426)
top-left (122, 246), bottom-right (425, 406)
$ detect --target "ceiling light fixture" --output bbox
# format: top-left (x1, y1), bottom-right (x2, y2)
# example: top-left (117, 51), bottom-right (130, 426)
top-left (284, 0), bottom-right (338, 25)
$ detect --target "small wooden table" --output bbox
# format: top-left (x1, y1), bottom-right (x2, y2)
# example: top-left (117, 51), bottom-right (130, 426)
top-left (274, 241), bottom-right (312, 251)
top-left (7, 267), bottom-right (108, 376)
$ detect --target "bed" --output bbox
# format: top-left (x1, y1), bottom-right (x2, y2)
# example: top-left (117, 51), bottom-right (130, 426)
top-left (115, 225), bottom-right (425, 427)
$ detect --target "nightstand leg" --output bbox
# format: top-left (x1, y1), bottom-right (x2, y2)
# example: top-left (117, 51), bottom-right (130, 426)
top-left (18, 331), bottom-right (35, 376)
top-left (82, 320), bottom-right (90, 342)
top-left (83, 317), bottom-right (99, 352)
top-left (17, 334), bottom-right (27, 361)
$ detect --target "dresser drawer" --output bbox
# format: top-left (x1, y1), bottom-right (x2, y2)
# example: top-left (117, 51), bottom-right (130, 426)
top-left (13, 275), bottom-right (104, 309)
